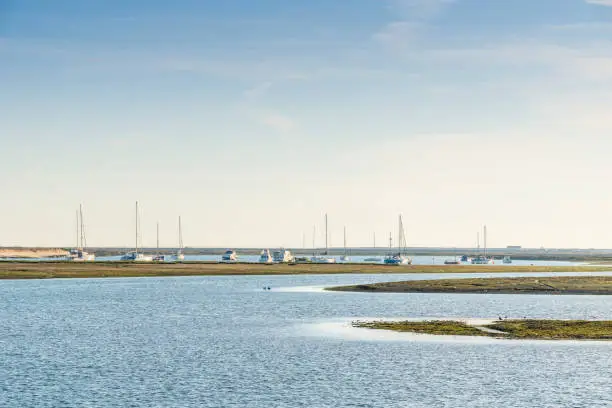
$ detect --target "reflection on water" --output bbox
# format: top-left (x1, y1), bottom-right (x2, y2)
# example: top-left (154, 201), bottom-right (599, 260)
top-left (0, 272), bottom-right (610, 407)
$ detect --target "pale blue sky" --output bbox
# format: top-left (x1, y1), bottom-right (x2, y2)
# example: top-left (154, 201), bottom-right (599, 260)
top-left (2, 0), bottom-right (612, 248)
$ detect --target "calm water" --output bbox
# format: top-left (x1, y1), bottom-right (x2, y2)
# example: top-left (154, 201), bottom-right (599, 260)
top-left (1, 272), bottom-right (611, 407)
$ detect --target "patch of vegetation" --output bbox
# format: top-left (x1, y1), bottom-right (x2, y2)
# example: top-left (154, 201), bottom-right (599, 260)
top-left (330, 276), bottom-right (612, 295)
top-left (352, 319), bottom-right (612, 340)
top-left (353, 320), bottom-right (485, 336)
top-left (488, 319), bottom-right (612, 340)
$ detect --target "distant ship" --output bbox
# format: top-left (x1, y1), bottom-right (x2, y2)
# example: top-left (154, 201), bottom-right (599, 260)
top-left (69, 204), bottom-right (95, 262)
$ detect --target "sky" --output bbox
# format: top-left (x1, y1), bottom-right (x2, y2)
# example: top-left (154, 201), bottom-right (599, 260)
top-left (2, 0), bottom-right (612, 249)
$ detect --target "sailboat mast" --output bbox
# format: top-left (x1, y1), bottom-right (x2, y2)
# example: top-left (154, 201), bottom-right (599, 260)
top-left (75, 210), bottom-right (79, 249)
top-left (373, 232), bottom-right (376, 249)
top-left (135, 201), bottom-right (139, 253)
top-left (343, 226), bottom-right (347, 256)
top-left (484, 225), bottom-right (487, 258)
top-left (156, 221), bottom-right (159, 254)
top-left (312, 225), bottom-right (315, 256)
top-left (79, 204), bottom-right (86, 250)
top-left (324, 213), bottom-right (328, 255)
top-left (477, 232), bottom-right (480, 255)
top-left (178, 216), bottom-right (183, 251)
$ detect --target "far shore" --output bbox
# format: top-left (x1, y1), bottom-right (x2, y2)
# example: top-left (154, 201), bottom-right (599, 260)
top-left (1, 262), bottom-right (612, 280)
top-left (328, 276), bottom-right (612, 295)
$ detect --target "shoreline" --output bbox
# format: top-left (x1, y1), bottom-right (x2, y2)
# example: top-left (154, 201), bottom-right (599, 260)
top-left (327, 276), bottom-right (612, 295)
top-left (1, 262), bottom-right (612, 280)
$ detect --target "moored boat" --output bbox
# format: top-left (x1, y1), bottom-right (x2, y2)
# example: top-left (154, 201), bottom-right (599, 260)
top-left (121, 201), bottom-right (152, 262)
top-left (221, 249), bottom-right (238, 262)
top-left (259, 249), bottom-right (273, 263)
top-left (384, 215), bottom-right (412, 265)
top-left (272, 248), bottom-right (294, 263)
top-left (69, 204), bottom-right (95, 262)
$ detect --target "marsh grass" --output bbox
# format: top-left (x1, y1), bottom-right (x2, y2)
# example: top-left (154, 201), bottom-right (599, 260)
top-left (352, 319), bottom-right (612, 340)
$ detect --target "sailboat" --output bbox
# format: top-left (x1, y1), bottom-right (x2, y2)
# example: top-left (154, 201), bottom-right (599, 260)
top-left (340, 226), bottom-right (350, 262)
top-left (120, 201), bottom-right (153, 262)
top-left (384, 215), bottom-right (412, 265)
top-left (69, 204), bottom-right (95, 262)
top-left (471, 225), bottom-right (493, 264)
top-left (175, 216), bottom-right (185, 262)
top-left (152, 222), bottom-right (165, 262)
top-left (311, 213), bottom-right (336, 263)
top-left (364, 232), bottom-right (382, 262)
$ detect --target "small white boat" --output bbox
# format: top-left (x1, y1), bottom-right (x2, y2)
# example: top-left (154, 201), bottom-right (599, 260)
top-left (311, 256), bottom-right (336, 263)
top-left (221, 250), bottom-right (238, 262)
top-left (121, 252), bottom-right (153, 262)
top-left (384, 254), bottom-right (410, 265)
top-left (272, 249), bottom-right (294, 263)
top-left (471, 255), bottom-right (493, 265)
top-left (259, 249), bottom-right (273, 263)
top-left (503, 255), bottom-right (512, 264)
top-left (69, 248), bottom-right (95, 262)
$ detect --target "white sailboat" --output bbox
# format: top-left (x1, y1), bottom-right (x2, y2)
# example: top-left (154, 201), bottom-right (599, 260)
top-left (121, 201), bottom-right (153, 262)
top-left (175, 216), bottom-right (185, 262)
top-left (69, 204), bottom-right (95, 262)
top-left (340, 226), bottom-right (350, 262)
top-left (384, 215), bottom-right (412, 265)
top-left (259, 249), bottom-right (273, 263)
top-left (152, 222), bottom-right (165, 262)
top-left (311, 213), bottom-right (336, 263)
top-left (364, 232), bottom-right (382, 262)
top-left (471, 225), bottom-right (493, 264)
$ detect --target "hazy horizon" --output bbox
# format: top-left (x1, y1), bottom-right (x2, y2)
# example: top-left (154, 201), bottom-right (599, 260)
top-left (3, 0), bottom-right (612, 248)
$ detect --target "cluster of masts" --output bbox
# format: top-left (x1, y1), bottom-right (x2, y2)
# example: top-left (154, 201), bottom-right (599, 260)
top-left (69, 201), bottom-right (185, 262)
top-left (71, 206), bottom-right (500, 265)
